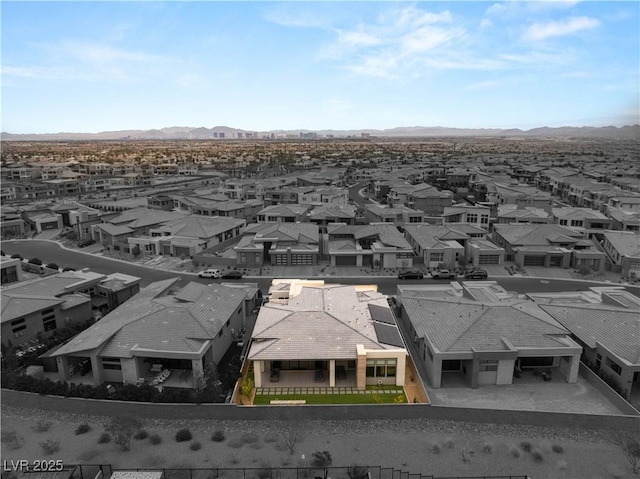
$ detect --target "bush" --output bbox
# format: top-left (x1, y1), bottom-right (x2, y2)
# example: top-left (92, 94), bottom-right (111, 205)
top-left (40, 439), bottom-right (61, 455)
top-left (47, 263), bottom-right (60, 271)
top-left (97, 433), bottom-right (111, 444)
top-left (10, 254), bottom-right (23, 260)
top-left (190, 441), bottom-right (202, 451)
top-left (519, 441), bottom-right (532, 453)
top-left (227, 438), bottom-right (244, 449)
top-left (532, 451), bottom-right (544, 463)
top-left (228, 453), bottom-right (240, 465)
top-left (149, 434), bottom-right (163, 445)
top-left (431, 444), bottom-right (441, 454)
top-left (33, 420), bottom-right (53, 433)
top-left (175, 429), bottom-right (192, 442)
top-left (211, 430), bottom-right (226, 442)
top-left (241, 377), bottom-right (254, 397)
top-left (552, 444), bottom-right (564, 454)
top-left (443, 438), bottom-right (455, 449)
top-left (134, 430), bottom-right (149, 440)
top-left (481, 443), bottom-right (493, 454)
top-left (28, 257), bottom-right (43, 265)
top-left (75, 423), bottom-right (91, 435)
top-left (510, 447), bottom-right (521, 459)
top-left (347, 465), bottom-right (369, 479)
top-left (241, 433), bottom-right (259, 444)
top-left (1, 430), bottom-right (24, 450)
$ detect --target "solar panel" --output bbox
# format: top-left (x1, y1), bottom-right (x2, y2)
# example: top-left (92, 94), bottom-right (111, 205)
top-left (368, 303), bottom-right (396, 325)
top-left (373, 322), bottom-right (405, 348)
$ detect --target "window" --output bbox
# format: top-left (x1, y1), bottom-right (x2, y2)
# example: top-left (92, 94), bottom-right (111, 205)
top-left (366, 358), bottom-right (397, 378)
top-left (481, 215), bottom-right (489, 224)
top-left (467, 214), bottom-right (478, 223)
top-left (42, 314), bottom-right (57, 332)
top-left (430, 252), bottom-right (444, 262)
top-left (606, 357), bottom-right (622, 375)
top-left (479, 360), bottom-right (498, 372)
top-left (102, 357), bottom-right (121, 370)
top-left (226, 319), bottom-right (230, 327)
top-left (11, 318), bottom-right (26, 334)
top-left (218, 330), bottom-right (223, 338)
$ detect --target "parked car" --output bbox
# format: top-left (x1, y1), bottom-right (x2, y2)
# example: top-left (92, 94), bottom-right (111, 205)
top-left (398, 270), bottom-right (424, 280)
top-left (464, 269), bottom-right (488, 280)
top-left (221, 271), bottom-right (243, 280)
top-left (198, 268), bottom-right (220, 278)
top-left (432, 269), bottom-right (456, 280)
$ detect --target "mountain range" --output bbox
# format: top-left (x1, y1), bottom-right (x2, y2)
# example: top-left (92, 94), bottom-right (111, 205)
top-left (2, 124), bottom-right (638, 141)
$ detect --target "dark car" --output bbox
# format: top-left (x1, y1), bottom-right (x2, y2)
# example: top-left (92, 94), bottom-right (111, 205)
top-left (398, 270), bottom-right (424, 280)
top-left (464, 269), bottom-right (488, 280)
top-left (221, 271), bottom-right (243, 280)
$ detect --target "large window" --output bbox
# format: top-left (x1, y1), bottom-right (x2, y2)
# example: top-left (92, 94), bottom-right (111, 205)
top-left (42, 308), bottom-right (57, 332)
top-left (366, 359), bottom-right (397, 378)
top-left (102, 357), bottom-right (122, 370)
top-left (606, 357), bottom-right (622, 375)
top-left (11, 318), bottom-right (26, 334)
top-left (479, 360), bottom-right (498, 372)
top-left (430, 252), bottom-right (444, 262)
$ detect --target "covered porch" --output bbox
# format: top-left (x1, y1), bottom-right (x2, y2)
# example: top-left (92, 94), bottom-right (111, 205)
top-left (254, 359), bottom-right (357, 388)
top-left (257, 367), bottom-right (357, 388)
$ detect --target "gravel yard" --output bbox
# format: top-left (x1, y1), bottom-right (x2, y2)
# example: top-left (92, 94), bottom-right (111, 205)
top-left (1, 405), bottom-right (634, 479)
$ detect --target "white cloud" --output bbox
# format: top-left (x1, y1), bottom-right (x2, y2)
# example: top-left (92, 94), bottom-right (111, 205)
top-left (400, 26), bottom-right (465, 54)
top-left (337, 30), bottom-right (382, 48)
top-left (487, 1), bottom-right (580, 17)
top-left (522, 16), bottom-right (600, 41)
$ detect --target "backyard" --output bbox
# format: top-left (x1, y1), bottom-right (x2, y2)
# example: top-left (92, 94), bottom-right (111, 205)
top-left (1, 405), bottom-right (637, 479)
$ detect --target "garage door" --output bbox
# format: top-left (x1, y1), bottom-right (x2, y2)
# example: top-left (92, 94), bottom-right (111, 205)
top-left (174, 246), bottom-right (190, 258)
top-left (335, 256), bottom-right (357, 266)
top-left (291, 254), bottom-right (314, 265)
top-left (479, 254), bottom-right (500, 264)
top-left (41, 222), bottom-right (58, 230)
top-left (524, 255), bottom-right (546, 266)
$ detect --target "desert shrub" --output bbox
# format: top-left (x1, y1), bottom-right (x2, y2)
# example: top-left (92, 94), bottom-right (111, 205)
top-left (149, 434), bottom-right (163, 445)
top-left (250, 442), bottom-right (263, 450)
top-left (47, 263), bottom-right (60, 271)
top-left (29, 257), bottom-right (43, 265)
top-left (211, 430), bottom-right (226, 442)
top-left (77, 449), bottom-right (100, 462)
top-left (519, 441), bottom-right (532, 453)
top-left (175, 429), bottom-right (193, 442)
top-left (431, 444), bottom-right (441, 454)
top-left (75, 423), bottom-right (91, 435)
top-left (1, 430), bottom-right (24, 450)
top-left (310, 451), bottom-right (333, 468)
top-left (33, 420), bottom-right (53, 433)
top-left (481, 443), bottom-right (493, 454)
top-left (532, 451), bottom-right (544, 463)
top-left (228, 453), bottom-right (240, 465)
top-left (510, 448), bottom-right (521, 459)
top-left (190, 441), bottom-right (202, 451)
top-left (241, 377), bottom-right (254, 396)
top-left (347, 465), bottom-right (369, 479)
top-left (552, 444), bottom-right (564, 454)
top-left (256, 462), bottom-right (271, 479)
top-left (40, 439), bottom-right (61, 455)
top-left (264, 431), bottom-right (278, 443)
top-left (227, 438), bottom-right (244, 449)
top-left (97, 433), bottom-right (111, 444)
top-left (443, 438), bottom-right (455, 449)
top-left (242, 433), bottom-right (259, 444)
top-left (104, 416), bottom-right (144, 452)
top-left (134, 430), bottom-right (149, 440)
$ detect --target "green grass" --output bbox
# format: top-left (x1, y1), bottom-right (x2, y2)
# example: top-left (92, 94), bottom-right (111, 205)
top-left (253, 392), bottom-right (407, 405)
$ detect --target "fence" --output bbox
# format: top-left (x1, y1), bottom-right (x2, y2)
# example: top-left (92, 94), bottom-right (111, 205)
top-left (65, 465), bottom-right (530, 479)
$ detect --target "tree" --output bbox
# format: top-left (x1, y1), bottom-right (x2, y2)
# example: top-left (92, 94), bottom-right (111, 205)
top-left (311, 451), bottom-right (332, 478)
top-left (28, 257), bottom-right (42, 265)
top-left (279, 424), bottom-right (304, 455)
top-left (104, 416), bottom-right (144, 452)
top-left (616, 434), bottom-right (640, 474)
top-left (131, 245), bottom-right (141, 258)
top-left (194, 362), bottom-right (224, 403)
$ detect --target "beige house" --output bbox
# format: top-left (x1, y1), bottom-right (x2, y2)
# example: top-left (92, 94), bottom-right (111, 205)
top-left (249, 280), bottom-right (407, 390)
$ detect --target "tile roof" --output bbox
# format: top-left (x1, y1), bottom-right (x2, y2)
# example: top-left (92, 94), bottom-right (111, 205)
top-left (603, 231), bottom-right (640, 257)
top-left (540, 304), bottom-right (640, 365)
top-left (1, 270), bottom-right (105, 298)
top-left (1, 294), bottom-right (65, 322)
top-left (403, 297), bottom-right (573, 353)
top-left (249, 284), bottom-right (403, 361)
top-left (108, 207), bottom-right (187, 227)
top-left (154, 216), bottom-right (245, 239)
top-left (493, 224), bottom-right (583, 246)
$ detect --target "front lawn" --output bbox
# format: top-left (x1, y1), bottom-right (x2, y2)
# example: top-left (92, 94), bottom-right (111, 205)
top-left (253, 391), bottom-right (407, 405)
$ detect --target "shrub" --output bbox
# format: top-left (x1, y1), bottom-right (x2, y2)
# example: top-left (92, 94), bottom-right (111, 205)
top-left (75, 423), bottom-right (91, 435)
top-left (149, 434), bottom-right (163, 445)
top-left (519, 441), bottom-right (532, 453)
top-left (256, 462), bottom-right (271, 479)
top-left (175, 428), bottom-right (193, 442)
top-left (134, 430), bottom-right (149, 440)
top-left (1, 430), bottom-right (24, 450)
top-left (250, 442), bottom-right (263, 450)
top-left (10, 253), bottom-right (22, 260)
top-left (28, 257), bottom-right (43, 265)
top-left (510, 448), bottom-right (521, 459)
top-left (211, 430), bottom-right (226, 442)
top-left (347, 465), bottom-right (369, 479)
top-left (104, 416), bottom-right (144, 452)
top-left (33, 420), bottom-right (53, 433)
top-left (97, 433), bottom-right (111, 444)
top-left (481, 443), bottom-right (493, 454)
top-left (431, 444), bottom-right (441, 454)
top-left (190, 441), bottom-right (202, 451)
top-left (443, 438), bottom-right (455, 449)
top-left (552, 444), bottom-right (564, 454)
top-left (242, 433), bottom-right (259, 444)
top-left (532, 451), bottom-right (544, 463)
top-left (227, 438), bottom-right (244, 449)
top-left (40, 439), bottom-right (61, 455)
top-left (228, 453), bottom-right (240, 465)
top-left (264, 431), bottom-right (278, 443)
top-left (241, 377), bottom-right (254, 397)
top-left (47, 263), bottom-right (60, 271)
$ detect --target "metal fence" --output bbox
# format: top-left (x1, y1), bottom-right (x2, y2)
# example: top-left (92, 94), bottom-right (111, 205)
top-left (65, 465), bottom-right (529, 479)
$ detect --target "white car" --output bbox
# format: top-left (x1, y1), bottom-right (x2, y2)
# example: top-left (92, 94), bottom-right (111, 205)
top-left (198, 268), bottom-right (220, 278)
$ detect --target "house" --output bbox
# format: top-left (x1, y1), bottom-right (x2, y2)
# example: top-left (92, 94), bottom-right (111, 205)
top-left (0, 256), bottom-right (23, 285)
top-left (441, 205), bottom-right (491, 230)
top-left (364, 204), bottom-right (425, 226)
top-left (607, 208), bottom-right (640, 232)
top-left (234, 223), bottom-right (320, 267)
top-left (601, 231), bottom-right (640, 278)
top-left (0, 206), bottom-right (27, 237)
top-left (398, 282), bottom-right (582, 389)
top-left (327, 224), bottom-right (414, 268)
top-left (486, 183), bottom-right (552, 212)
top-left (492, 224), bottom-right (605, 270)
top-left (551, 207), bottom-right (612, 238)
top-left (306, 204), bottom-right (357, 232)
top-left (496, 205), bottom-right (551, 225)
top-left (249, 280), bottom-right (407, 390)
top-left (403, 224), bottom-right (499, 268)
top-left (128, 215), bottom-right (245, 258)
top-left (529, 287), bottom-right (640, 400)
top-left (256, 204), bottom-right (311, 223)
top-left (44, 279), bottom-right (257, 388)
top-left (405, 187), bottom-right (453, 215)
top-left (299, 187), bottom-right (349, 206)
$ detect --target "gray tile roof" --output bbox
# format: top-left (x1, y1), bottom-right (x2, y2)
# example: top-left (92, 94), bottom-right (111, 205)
top-left (1, 294), bottom-right (65, 322)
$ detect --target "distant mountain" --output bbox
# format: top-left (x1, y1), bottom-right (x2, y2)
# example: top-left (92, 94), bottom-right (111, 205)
top-left (2, 124), bottom-right (638, 141)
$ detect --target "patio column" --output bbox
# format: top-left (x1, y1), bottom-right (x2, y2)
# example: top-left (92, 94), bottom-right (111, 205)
top-left (90, 355), bottom-right (103, 385)
top-left (356, 345), bottom-right (367, 391)
top-left (56, 356), bottom-right (70, 382)
top-left (254, 360), bottom-right (262, 388)
top-left (565, 354), bottom-right (580, 383)
top-left (192, 358), bottom-right (203, 385)
top-left (329, 360), bottom-right (335, 387)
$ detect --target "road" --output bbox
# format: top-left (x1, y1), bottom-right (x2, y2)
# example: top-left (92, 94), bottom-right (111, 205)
top-left (4, 240), bottom-right (640, 297)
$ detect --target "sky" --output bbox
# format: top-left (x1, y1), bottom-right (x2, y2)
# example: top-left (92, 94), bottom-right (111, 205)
top-left (2, 1), bottom-right (639, 134)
